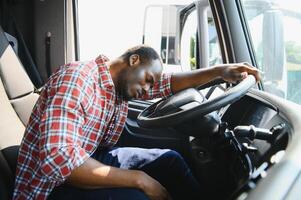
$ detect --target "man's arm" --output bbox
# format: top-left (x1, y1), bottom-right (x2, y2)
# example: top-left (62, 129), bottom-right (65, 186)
top-left (67, 158), bottom-right (171, 200)
top-left (170, 63), bottom-right (261, 94)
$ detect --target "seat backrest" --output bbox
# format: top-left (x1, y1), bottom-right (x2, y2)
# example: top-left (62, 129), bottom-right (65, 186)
top-left (0, 25), bottom-right (40, 200)
top-left (0, 75), bottom-right (24, 200)
top-left (0, 27), bottom-right (39, 126)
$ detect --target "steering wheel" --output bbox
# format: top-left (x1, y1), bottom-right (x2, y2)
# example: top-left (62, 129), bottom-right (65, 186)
top-left (137, 75), bottom-right (256, 128)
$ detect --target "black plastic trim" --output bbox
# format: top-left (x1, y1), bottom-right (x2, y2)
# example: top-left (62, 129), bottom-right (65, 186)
top-left (72, 0), bottom-right (80, 60)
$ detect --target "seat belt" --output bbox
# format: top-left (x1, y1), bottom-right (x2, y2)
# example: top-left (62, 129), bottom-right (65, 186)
top-left (9, 19), bottom-right (44, 88)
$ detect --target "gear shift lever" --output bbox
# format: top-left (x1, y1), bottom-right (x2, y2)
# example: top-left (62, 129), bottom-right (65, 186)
top-left (233, 125), bottom-right (273, 141)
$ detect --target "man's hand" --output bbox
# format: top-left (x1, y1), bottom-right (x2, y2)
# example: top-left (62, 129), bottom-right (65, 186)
top-left (136, 171), bottom-right (172, 200)
top-left (215, 62), bottom-right (261, 83)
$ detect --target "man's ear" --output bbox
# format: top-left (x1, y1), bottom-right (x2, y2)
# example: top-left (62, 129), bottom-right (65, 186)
top-left (129, 54), bottom-right (141, 67)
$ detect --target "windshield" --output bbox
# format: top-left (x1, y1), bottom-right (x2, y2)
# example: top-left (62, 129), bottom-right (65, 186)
top-left (241, 0), bottom-right (301, 104)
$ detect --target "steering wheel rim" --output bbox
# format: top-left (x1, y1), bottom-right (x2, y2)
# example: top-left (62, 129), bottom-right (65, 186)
top-left (137, 75), bottom-right (256, 128)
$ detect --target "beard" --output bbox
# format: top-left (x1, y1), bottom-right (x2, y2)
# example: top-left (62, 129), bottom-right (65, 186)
top-left (116, 68), bottom-right (133, 101)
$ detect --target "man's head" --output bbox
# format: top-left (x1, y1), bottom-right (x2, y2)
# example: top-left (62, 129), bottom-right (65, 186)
top-left (113, 45), bottom-right (163, 100)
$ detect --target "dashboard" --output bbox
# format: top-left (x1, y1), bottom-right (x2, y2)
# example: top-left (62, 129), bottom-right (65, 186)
top-left (189, 90), bottom-right (291, 199)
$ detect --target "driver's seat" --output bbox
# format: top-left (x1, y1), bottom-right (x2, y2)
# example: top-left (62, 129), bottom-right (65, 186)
top-left (0, 26), bottom-right (39, 199)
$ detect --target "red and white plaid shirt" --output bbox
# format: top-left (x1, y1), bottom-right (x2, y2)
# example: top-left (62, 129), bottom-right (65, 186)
top-left (13, 55), bottom-right (172, 199)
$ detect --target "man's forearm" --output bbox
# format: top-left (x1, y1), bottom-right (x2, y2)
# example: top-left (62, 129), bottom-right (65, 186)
top-left (170, 63), bottom-right (260, 94)
top-left (66, 157), bottom-right (143, 189)
top-left (170, 67), bottom-right (220, 94)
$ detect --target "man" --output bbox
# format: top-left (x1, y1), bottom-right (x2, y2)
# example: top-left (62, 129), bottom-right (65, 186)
top-left (13, 45), bottom-right (260, 200)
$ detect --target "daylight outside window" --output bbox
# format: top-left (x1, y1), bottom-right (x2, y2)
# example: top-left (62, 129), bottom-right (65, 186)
top-left (242, 0), bottom-right (301, 104)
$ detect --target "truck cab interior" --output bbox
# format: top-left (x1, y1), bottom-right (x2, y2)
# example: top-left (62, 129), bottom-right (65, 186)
top-left (1, 0), bottom-right (301, 200)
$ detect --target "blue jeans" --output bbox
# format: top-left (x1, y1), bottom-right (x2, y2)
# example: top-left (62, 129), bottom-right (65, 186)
top-left (48, 147), bottom-right (202, 200)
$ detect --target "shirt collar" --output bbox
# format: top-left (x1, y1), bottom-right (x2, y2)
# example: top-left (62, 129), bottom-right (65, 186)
top-left (95, 55), bottom-right (115, 89)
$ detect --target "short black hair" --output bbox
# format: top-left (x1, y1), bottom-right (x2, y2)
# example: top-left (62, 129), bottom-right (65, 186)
top-left (120, 45), bottom-right (160, 64)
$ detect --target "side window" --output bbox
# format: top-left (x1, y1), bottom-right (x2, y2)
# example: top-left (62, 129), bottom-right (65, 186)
top-left (180, 10), bottom-right (198, 71)
top-left (180, 6), bottom-right (223, 98)
top-left (143, 4), bottom-right (222, 74)
top-left (143, 5), bottom-right (182, 73)
top-left (208, 12), bottom-right (222, 66)
top-left (180, 8), bottom-right (222, 71)
top-left (242, 0), bottom-right (301, 104)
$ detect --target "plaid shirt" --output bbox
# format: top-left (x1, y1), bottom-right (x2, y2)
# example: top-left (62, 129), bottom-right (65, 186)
top-left (13, 55), bottom-right (172, 200)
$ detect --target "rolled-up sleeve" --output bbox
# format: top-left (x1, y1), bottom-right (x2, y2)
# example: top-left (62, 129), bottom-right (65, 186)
top-left (38, 70), bottom-right (90, 182)
top-left (140, 73), bottom-right (173, 100)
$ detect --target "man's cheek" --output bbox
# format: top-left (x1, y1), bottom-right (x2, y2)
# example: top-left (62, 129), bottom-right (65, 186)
top-left (126, 84), bottom-right (135, 97)
top-left (127, 87), bottom-right (133, 97)
top-left (128, 84), bottom-right (139, 97)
